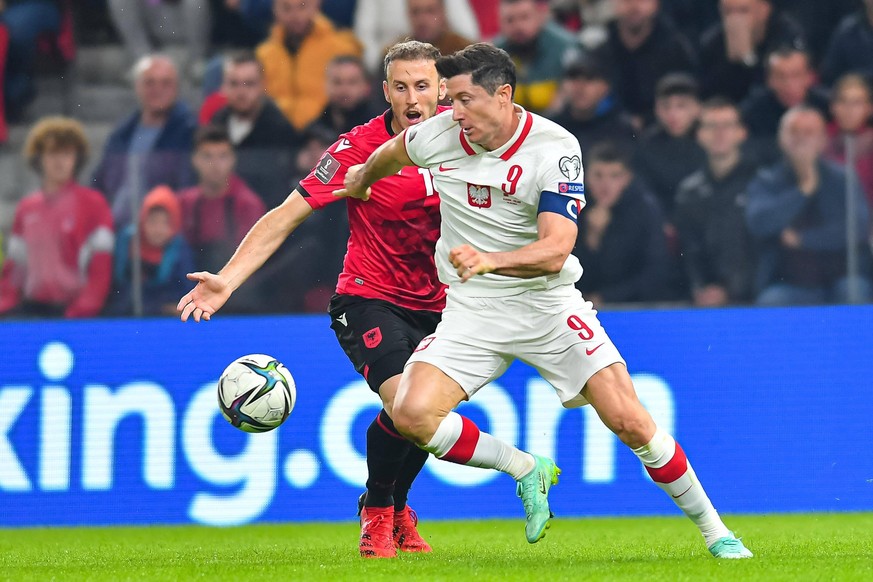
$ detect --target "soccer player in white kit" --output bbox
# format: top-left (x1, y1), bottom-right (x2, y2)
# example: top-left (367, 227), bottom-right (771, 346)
top-left (336, 43), bottom-right (753, 558)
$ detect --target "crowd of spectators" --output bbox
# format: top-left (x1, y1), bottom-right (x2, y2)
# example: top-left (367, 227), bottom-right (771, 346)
top-left (2, 0), bottom-right (873, 318)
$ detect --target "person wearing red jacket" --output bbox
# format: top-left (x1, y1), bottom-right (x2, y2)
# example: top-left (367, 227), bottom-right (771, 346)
top-left (0, 116), bottom-right (114, 318)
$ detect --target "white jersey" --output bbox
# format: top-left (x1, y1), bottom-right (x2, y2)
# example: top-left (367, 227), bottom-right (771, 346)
top-left (403, 106), bottom-right (586, 297)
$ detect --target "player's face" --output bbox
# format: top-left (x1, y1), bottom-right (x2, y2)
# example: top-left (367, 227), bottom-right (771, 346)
top-left (222, 62), bottom-right (264, 117)
top-left (697, 107), bottom-right (746, 158)
top-left (832, 83), bottom-right (873, 133)
top-left (383, 59), bottom-right (444, 131)
top-left (327, 61), bottom-right (371, 111)
top-left (446, 74), bottom-right (514, 150)
top-left (587, 161), bottom-right (632, 208)
top-left (655, 95), bottom-right (700, 138)
top-left (193, 142), bottom-right (236, 188)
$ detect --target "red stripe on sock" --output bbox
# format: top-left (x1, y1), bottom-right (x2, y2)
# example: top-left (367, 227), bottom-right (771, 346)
top-left (442, 416), bottom-right (480, 464)
top-left (375, 413), bottom-right (405, 441)
top-left (645, 442), bottom-right (688, 484)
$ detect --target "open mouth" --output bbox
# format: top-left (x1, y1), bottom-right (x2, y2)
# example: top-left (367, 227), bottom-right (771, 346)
top-left (405, 111), bottom-right (423, 123)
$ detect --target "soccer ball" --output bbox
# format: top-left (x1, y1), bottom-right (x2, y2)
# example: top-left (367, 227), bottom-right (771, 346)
top-left (217, 354), bottom-right (296, 433)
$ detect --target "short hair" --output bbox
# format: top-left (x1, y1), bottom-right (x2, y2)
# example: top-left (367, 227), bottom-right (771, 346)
top-left (587, 141), bottom-right (632, 169)
top-left (329, 54), bottom-right (370, 80)
top-left (765, 45), bottom-right (811, 73)
top-left (131, 53), bottom-right (178, 83)
top-left (436, 43), bottom-right (516, 97)
top-left (655, 73), bottom-right (699, 101)
top-left (700, 96), bottom-right (740, 115)
top-left (23, 116), bottom-right (89, 175)
top-left (383, 40), bottom-right (441, 79)
top-left (193, 124), bottom-right (232, 150)
top-left (833, 72), bottom-right (873, 102)
top-left (223, 50), bottom-right (264, 76)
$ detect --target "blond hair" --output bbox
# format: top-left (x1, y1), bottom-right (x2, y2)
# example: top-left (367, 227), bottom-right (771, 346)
top-left (23, 116), bottom-right (90, 175)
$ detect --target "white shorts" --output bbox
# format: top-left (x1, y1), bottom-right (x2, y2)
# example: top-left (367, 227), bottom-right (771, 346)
top-left (406, 284), bottom-right (625, 407)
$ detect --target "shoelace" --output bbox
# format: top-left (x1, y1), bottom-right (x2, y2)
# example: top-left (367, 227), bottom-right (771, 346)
top-left (361, 512), bottom-right (392, 542)
top-left (516, 478), bottom-right (537, 515)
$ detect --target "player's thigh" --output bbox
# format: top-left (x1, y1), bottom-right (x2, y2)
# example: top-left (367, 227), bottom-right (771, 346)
top-left (520, 287), bottom-right (626, 407)
top-left (405, 294), bottom-right (512, 402)
top-left (328, 294), bottom-right (432, 394)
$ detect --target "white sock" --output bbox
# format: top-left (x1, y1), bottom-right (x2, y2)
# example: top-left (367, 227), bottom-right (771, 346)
top-left (633, 429), bottom-right (731, 547)
top-left (423, 411), bottom-right (535, 480)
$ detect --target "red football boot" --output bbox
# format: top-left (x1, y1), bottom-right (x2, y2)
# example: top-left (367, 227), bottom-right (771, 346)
top-left (393, 506), bottom-right (432, 553)
top-left (359, 506), bottom-right (396, 558)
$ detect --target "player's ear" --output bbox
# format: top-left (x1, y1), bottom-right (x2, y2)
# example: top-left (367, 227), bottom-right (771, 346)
top-left (383, 80), bottom-right (390, 103)
top-left (498, 83), bottom-right (513, 105)
top-left (438, 77), bottom-right (447, 100)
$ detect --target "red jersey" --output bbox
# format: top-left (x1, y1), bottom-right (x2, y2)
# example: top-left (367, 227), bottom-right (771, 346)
top-left (299, 110), bottom-right (446, 311)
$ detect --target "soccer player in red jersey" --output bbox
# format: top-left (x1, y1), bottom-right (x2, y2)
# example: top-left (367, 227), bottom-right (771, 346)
top-left (178, 41), bottom-right (447, 559)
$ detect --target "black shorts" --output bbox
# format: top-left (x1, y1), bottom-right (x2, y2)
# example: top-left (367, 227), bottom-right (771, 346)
top-left (328, 294), bottom-right (442, 393)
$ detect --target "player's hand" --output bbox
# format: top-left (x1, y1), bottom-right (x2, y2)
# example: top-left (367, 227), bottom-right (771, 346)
top-left (177, 271), bottom-right (232, 322)
top-left (333, 164), bottom-right (372, 201)
top-left (449, 244), bottom-right (496, 282)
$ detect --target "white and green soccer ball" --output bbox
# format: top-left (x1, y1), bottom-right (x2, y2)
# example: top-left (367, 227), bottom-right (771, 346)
top-left (217, 354), bottom-right (296, 433)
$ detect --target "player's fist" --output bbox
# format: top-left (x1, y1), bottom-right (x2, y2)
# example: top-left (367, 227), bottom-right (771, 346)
top-left (177, 271), bottom-right (232, 322)
top-left (449, 244), bottom-right (496, 282)
top-left (333, 164), bottom-right (372, 200)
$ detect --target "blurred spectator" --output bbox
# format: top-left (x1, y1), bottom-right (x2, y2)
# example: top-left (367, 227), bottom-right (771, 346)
top-left (589, 0), bottom-right (697, 125)
top-left (321, 0), bottom-right (357, 28)
top-left (659, 0), bottom-right (720, 52)
top-left (387, 0), bottom-right (474, 58)
top-left (106, 185), bottom-right (194, 316)
top-left (0, 0), bottom-right (61, 120)
top-left (634, 73), bottom-right (705, 218)
top-left (91, 55), bottom-right (196, 229)
top-left (820, 0), bottom-right (873, 87)
top-left (469, 0), bottom-right (499, 40)
top-left (0, 117), bottom-right (114, 318)
top-left (258, 123), bottom-right (350, 313)
top-left (699, 0), bottom-right (805, 103)
top-left (746, 106), bottom-right (872, 305)
top-left (178, 125), bottom-right (266, 311)
top-left (551, 0), bottom-right (615, 46)
top-left (107, 0), bottom-right (211, 79)
top-left (741, 47), bottom-right (830, 165)
top-left (825, 73), bottom-right (873, 213)
top-left (675, 98), bottom-right (758, 306)
top-left (0, 19), bottom-right (8, 143)
top-left (309, 55), bottom-right (382, 141)
top-left (574, 141), bottom-right (671, 305)
top-left (211, 50), bottom-right (301, 209)
top-left (773, 0), bottom-right (858, 63)
top-left (257, 0), bottom-right (362, 130)
top-left (354, 0), bottom-right (478, 73)
top-left (213, 0), bottom-right (274, 48)
top-left (494, 0), bottom-right (581, 114)
top-left (548, 54), bottom-right (637, 152)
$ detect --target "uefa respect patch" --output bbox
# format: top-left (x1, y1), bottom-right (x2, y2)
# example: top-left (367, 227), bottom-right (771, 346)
top-left (558, 182), bottom-right (585, 194)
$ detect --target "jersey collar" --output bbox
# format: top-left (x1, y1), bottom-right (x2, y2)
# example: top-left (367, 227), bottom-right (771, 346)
top-left (458, 105), bottom-right (534, 161)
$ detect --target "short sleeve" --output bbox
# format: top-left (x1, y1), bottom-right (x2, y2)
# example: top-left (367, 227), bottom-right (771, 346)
top-left (539, 136), bottom-right (586, 204)
top-left (403, 111), bottom-right (462, 169)
top-left (298, 136), bottom-right (370, 209)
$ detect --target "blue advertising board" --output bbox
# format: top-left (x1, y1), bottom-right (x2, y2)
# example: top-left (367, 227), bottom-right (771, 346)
top-left (1, 305), bottom-right (872, 527)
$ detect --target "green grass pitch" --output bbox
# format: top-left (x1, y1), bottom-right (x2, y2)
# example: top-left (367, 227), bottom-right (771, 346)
top-left (1, 513), bottom-right (871, 581)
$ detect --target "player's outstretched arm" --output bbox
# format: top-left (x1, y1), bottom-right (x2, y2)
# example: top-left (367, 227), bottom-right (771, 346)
top-left (333, 134), bottom-right (414, 200)
top-left (177, 191), bottom-right (314, 322)
top-left (450, 212), bottom-right (578, 281)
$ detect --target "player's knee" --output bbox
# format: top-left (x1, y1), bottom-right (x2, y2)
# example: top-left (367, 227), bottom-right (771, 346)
top-left (609, 412), bottom-right (656, 449)
top-left (391, 401), bottom-right (436, 446)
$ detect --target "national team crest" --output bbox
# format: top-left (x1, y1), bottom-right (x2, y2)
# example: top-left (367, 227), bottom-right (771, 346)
top-left (467, 183), bottom-right (492, 208)
top-left (363, 327), bottom-right (383, 349)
